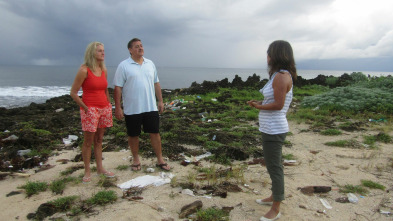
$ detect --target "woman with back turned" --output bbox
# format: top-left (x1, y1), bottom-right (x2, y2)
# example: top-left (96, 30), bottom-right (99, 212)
top-left (70, 42), bottom-right (115, 183)
top-left (247, 40), bottom-right (297, 221)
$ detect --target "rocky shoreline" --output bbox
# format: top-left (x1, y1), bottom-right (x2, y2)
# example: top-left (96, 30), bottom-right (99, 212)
top-left (0, 72), bottom-right (385, 172)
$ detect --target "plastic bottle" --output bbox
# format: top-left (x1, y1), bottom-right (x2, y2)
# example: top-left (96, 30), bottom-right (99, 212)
top-left (347, 193), bottom-right (358, 204)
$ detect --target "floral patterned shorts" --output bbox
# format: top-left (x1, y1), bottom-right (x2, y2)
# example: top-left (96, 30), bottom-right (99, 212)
top-left (80, 104), bottom-right (113, 132)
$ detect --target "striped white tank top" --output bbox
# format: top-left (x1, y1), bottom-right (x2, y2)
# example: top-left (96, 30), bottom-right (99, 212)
top-left (258, 70), bottom-right (293, 135)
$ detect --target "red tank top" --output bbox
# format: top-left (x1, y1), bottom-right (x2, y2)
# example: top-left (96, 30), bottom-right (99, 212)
top-left (81, 67), bottom-right (109, 107)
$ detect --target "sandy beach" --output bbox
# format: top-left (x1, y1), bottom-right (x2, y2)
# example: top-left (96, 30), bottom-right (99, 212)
top-left (0, 120), bottom-right (392, 221)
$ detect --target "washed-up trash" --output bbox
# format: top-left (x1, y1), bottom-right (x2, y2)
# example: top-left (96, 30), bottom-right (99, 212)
top-left (211, 98), bottom-right (217, 102)
top-left (146, 168), bottom-right (155, 173)
top-left (319, 198), bottom-right (332, 209)
top-left (300, 186), bottom-right (332, 195)
top-left (283, 160), bottom-right (297, 166)
top-left (369, 118), bottom-right (387, 122)
top-left (55, 108), bottom-right (64, 112)
top-left (335, 197), bottom-right (349, 203)
top-left (2, 135), bottom-right (18, 141)
top-left (181, 189), bottom-right (195, 196)
top-left (179, 200), bottom-right (203, 218)
top-left (347, 193), bottom-right (358, 204)
top-left (62, 135), bottom-right (78, 145)
top-left (198, 112), bottom-right (208, 117)
top-left (17, 149), bottom-right (31, 156)
top-left (379, 210), bottom-right (392, 215)
top-left (248, 158), bottom-right (265, 165)
top-left (117, 172), bottom-right (174, 189)
top-left (182, 152), bottom-right (212, 163)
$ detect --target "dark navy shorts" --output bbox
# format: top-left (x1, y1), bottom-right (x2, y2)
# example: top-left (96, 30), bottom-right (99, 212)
top-left (125, 111), bottom-right (159, 136)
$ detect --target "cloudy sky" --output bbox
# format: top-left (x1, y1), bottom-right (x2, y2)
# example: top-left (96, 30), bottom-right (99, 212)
top-left (1, 0), bottom-right (392, 71)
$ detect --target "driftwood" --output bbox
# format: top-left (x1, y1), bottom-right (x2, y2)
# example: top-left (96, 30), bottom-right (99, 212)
top-left (0, 172), bottom-right (30, 177)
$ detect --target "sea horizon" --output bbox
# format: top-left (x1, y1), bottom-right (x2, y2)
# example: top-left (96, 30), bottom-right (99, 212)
top-left (1, 65), bottom-right (392, 109)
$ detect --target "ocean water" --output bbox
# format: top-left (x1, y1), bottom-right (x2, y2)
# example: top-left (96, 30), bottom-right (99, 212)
top-left (0, 65), bottom-right (392, 108)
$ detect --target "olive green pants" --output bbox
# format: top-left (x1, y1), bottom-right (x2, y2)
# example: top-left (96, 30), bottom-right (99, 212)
top-left (262, 132), bottom-right (287, 202)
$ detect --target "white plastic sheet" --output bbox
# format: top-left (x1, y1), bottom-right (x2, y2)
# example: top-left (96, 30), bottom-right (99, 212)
top-left (117, 172), bottom-right (174, 190)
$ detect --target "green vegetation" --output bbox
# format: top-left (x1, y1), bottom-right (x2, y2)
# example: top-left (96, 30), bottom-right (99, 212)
top-left (361, 180), bottom-right (386, 190)
top-left (283, 153), bottom-right (295, 160)
top-left (19, 181), bottom-right (48, 197)
top-left (86, 190), bottom-right (117, 205)
top-left (320, 129), bottom-right (342, 136)
top-left (339, 184), bottom-right (369, 195)
top-left (324, 139), bottom-right (360, 148)
top-left (49, 177), bottom-right (78, 194)
top-left (376, 132), bottom-right (392, 143)
top-left (49, 179), bottom-right (67, 195)
top-left (48, 195), bottom-right (79, 211)
top-left (301, 75), bottom-right (393, 114)
top-left (196, 207), bottom-right (230, 221)
top-left (116, 164), bottom-right (130, 170)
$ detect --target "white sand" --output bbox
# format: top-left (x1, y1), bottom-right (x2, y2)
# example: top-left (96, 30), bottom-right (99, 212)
top-left (0, 121), bottom-right (392, 221)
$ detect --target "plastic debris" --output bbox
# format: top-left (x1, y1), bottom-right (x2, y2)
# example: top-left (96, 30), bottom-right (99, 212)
top-left (2, 135), bottom-right (18, 141)
top-left (17, 149), bottom-right (32, 156)
top-left (369, 118), bottom-right (387, 122)
top-left (347, 193), bottom-right (358, 204)
top-left (62, 135), bottom-right (78, 145)
top-left (55, 108), bottom-right (64, 112)
top-left (146, 168), bottom-right (155, 173)
top-left (117, 172), bottom-right (174, 189)
top-left (319, 198), bottom-right (332, 209)
top-left (181, 189), bottom-right (195, 196)
top-left (300, 186), bottom-right (332, 195)
top-left (379, 210), bottom-right (392, 215)
top-left (212, 135), bottom-right (216, 141)
top-left (182, 152), bottom-right (212, 163)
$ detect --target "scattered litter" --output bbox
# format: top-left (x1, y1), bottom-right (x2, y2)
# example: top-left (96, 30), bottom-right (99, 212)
top-left (2, 135), bottom-right (18, 141)
top-left (247, 158), bottom-right (265, 166)
top-left (117, 172), bottom-right (174, 189)
top-left (335, 197), bottom-right (349, 203)
top-left (347, 193), bottom-right (358, 204)
top-left (299, 186), bottom-right (331, 195)
top-left (4, 130), bottom-right (9, 133)
top-left (182, 152), bottom-right (212, 163)
top-left (379, 210), bottom-right (392, 215)
top-left (319, 198), bottom-right (332, 209)
top-left (181, 189), bottom-right (195, 196)
top-left (179, 200), bottom-right (203, 218)
top-left (17, 149), bottom-right (31, 156)
top-left (62, 135), bottom-right (78, 145)
top-left (369, 118), bottom-right (387, 122)
top-left (198, 112), bottom-right (208, 117)
top-left (283, 160), bottom-right (297, 166)
top-left (146, 168), bottom-right (155, 173)
top-left (212, 135), bottom-right (216, 141)
top-left (313, 106), bottom-right (320, 111)
top-left (211, 98), bottom-right (217, 102)
top-left (55, 108), bottom-right (64, 112)
top-left (35, 164), bottom-right (55, 173)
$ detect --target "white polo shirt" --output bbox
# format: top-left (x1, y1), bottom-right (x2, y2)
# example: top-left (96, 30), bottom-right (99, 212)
top-left (113, 57), bottom-right (159, 115)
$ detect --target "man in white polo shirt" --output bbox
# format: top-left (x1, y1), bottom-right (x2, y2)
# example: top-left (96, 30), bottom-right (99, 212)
top-left (113, 38), bottom-right (170, 171)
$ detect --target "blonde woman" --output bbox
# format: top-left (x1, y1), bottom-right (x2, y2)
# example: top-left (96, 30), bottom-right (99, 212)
top-left (70, 42), bottom-right (114, 183)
